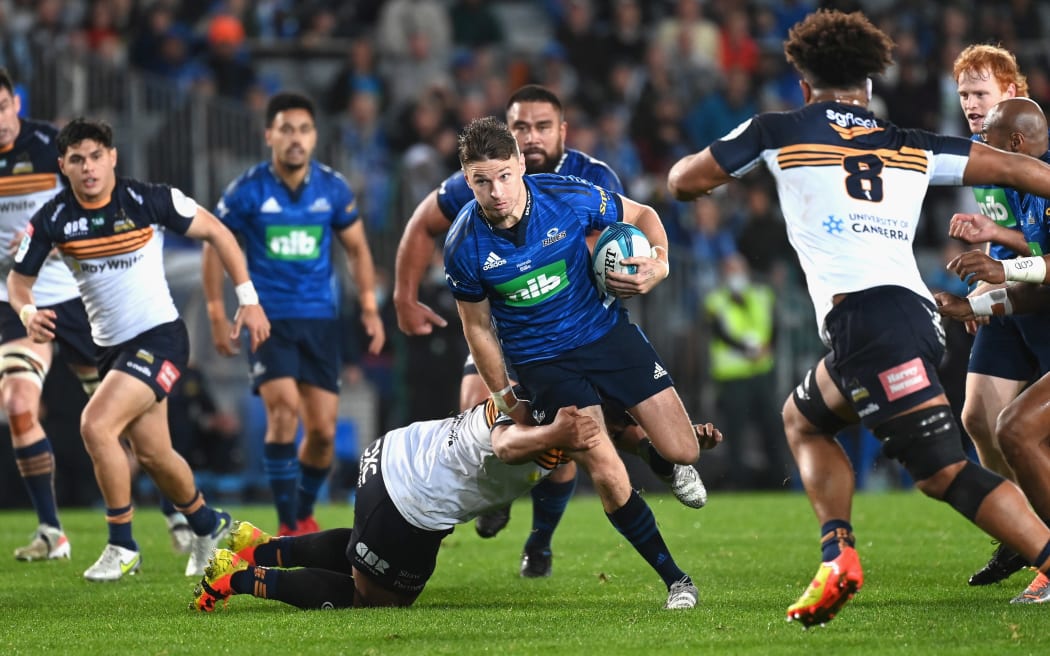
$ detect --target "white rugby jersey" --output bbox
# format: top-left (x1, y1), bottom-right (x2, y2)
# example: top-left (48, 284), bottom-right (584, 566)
top-left (14, 178), bottom-right (196, 346)
top-left (0, 119), bottom-right (79, 305)
top-left (378, 400), bottom-right (562, 531)
top-left (709, 102), bottom-right (972, 343)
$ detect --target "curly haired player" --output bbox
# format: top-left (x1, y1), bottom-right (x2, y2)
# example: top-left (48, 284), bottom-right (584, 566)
top-left (668, 8), bottom-right (1050, 625)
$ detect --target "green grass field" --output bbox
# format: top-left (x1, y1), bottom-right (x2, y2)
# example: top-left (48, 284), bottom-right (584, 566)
top-left (2, 490), bottom-right (1048, 655)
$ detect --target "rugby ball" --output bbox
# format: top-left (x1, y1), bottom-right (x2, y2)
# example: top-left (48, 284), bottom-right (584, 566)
top-left (592, 223), bottom-right (651, 296)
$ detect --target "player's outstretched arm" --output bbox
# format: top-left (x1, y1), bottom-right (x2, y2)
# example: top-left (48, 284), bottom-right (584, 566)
top-left (492, 405), bottom-right (602, 465)
top-left (667, 147), bottom-right (734, 201)
top-left (338, 221), bottom-right (385, 355)
top-left (187, 208), bottom-right (270, 353)
top-left (948, 212), bottom-right (1031, 254)
top-left (393, 189), bottom-right (450, 336)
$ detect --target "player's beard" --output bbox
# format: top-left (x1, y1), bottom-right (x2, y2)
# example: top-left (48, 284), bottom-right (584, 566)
top-left (522, 146), bottom-right (560, 174)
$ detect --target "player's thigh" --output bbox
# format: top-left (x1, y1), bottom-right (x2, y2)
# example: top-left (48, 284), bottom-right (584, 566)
top-left (124, 396), bottom-right (176, 461)
top-left (627, 386), bottom-right (696, 457)
top-left (82, 370), bottom-right (157, 442)
top-left (997, 373), bottom-right (1050, 447)
top-left (784, 355), bottom-right (857, 442)
top-left (0, 336), bottom-right (51, 413)
top-left (963, 372), bottom-right (1026, 427)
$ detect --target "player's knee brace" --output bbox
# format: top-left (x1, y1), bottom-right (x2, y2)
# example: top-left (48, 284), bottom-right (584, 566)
top-left (874, 405), bottom-right (965, 481)
top-left (941, 460), bottom-right (1004, 521)
top-left (0, 344), bottom-right (48, 388)
top-left (790, 366), bottom-right (850, 435)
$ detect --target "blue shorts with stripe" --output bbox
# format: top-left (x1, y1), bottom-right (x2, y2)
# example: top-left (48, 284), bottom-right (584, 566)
top-left (513, 317), bottom-right (673, 424)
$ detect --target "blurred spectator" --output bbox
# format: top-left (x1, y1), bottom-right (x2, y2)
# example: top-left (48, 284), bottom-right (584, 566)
top-left (337, 83), bottom-right (394, 233)
top-left (553, 0), bottom-right (608, 111)
top-left (687, 195), bottom-right (738, 301)
top-left (653, 0), bottom-right (719, 75)
top-left (376, 0), bottom-right (453, 109)
top-left (684, 68), bottom-right (757, 151)
top-left (204, 14), bottom-right (258, 103)
top-left (881, 56), bottom-right (941, 132)
top-left (394, 93), bottom-right (458, 220)
top-left (534, 42), bottom-right (579, 103)
top-left (754, 49), bottom-right (804, 112)
top-left (449, 0), bottom-right (505, 49)
top-left (735, 180), bottom-right (797, 280)
top-left (593, 109), bottom-right (643, 195)
top-left (718, 8), bottom-right (758, 75)
top-left (632, 90), bottom-right (689, 175)
top-left (705, 253), bottom-right (789, 489)
top-left (253, 0), bottom-right (300, 41)
top-left (603, 0), bottom-right (649, 66)
top-left (324, 36), bottom-right (384, 116)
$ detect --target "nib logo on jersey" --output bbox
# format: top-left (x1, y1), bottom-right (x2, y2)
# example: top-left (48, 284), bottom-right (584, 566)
top-left (266, 225), bottom-right (321, 261)
top-left (976, 188), bottom-right (1012, 226)
top-left (495, 261), bottom-right (568, 307)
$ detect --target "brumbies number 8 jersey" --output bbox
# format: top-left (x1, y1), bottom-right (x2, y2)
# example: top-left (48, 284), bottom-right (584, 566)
top-left (214, 161), bottom-right (358, 320)
top-left (708, 102), bottom-right (972, 342)
top-left (14, 178), bottom-right (195, 346)
top-left (444, 174), bottom-right (625, 364)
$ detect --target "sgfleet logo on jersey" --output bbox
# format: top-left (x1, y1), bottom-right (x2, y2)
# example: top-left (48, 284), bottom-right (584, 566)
top-left (495, 261), bottom-right (569, 307)
top-left (878, 357), bottom-right (931, 402)
top-left (825, 108), bottom-right (879, 130)
top-left (266, 225), bottom-right (321, 260)
top-left (975, 188), bottom-right (1013, 226)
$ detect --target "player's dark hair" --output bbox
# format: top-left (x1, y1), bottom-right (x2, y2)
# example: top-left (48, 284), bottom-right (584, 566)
top-left (458, 116), bottom-right (518, 166)
top-left (506, 84), bottom-right (563, 117)
top-left (265, 91), bottom-right (316, 126)
top-left (784, 10), bottom-right (893, 89)
top-left (0, 69), bottom-right (15, 97)
top-left (56, 117), bottom-right (114, 154)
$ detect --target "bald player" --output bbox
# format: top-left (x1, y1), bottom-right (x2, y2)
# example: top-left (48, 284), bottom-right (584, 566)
top-left (937, 97), bottom-right (1050, 603)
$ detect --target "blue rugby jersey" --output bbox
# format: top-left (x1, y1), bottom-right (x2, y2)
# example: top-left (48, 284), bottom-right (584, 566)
top-left (436, 148), bottom-right (623, 221)
top-left (1014, 150), bottom-right (1050, 256)
top-left (443, 174), bottom-right (625, 364)
top-left (215, 160), bottom-right (357, 320)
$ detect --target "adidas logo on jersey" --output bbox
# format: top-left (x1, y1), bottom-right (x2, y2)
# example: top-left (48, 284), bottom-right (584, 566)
top-left (653, 363), bottom-right (668, 380)
top-left (260, 197), bottom-right (283, 213)
top-left (483, 251), bottom-right (507, 271)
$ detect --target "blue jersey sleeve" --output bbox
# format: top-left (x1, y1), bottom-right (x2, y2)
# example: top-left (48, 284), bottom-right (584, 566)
top-left (443, 210), bottom-right (486, 302)
top-left (332, 174), bottom-right (359, 231)
top-left (436, 171), bottom-right (474, 222)
top-left (214, 174), bottom-right (252, 235)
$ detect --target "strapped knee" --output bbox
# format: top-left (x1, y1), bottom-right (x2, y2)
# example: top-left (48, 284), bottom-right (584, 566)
top-left (942, 461), bottom-right (1004, 521)
top-left (790, 365), bottom-right (850, 435)
top-left (0, 344), bottom-right (48, 388)
top-left (874, 406), bottom-right (965, 481)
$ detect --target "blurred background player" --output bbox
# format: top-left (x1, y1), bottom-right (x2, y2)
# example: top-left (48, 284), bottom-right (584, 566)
top-left (204, 92), bottom-right (385, 536)
top-left (394, 84), bottom-right (704, 578)
top-left (0, 69), bottom-right (95, 562)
